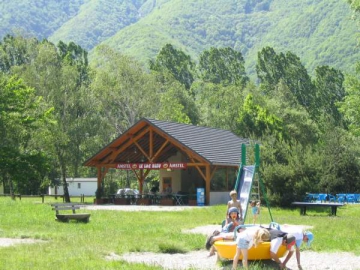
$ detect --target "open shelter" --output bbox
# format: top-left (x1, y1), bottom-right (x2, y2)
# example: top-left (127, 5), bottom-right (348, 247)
top-left (83, 118), bottom-right (249, 205)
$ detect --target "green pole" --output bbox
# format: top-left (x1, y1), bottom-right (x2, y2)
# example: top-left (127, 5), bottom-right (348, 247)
top-left (241, 144), bottom-right (246, 166)
top-left (255, 144), bottom-right (274, 222)
top-left (255, 144), bottom-right (260, 167)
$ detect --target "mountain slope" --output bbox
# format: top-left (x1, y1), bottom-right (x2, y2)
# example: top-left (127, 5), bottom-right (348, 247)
top-left (0, 0), bottom-right (358, 78)
top-left (49, 0), bottom-right (147, 50)
top-left (95, 0), bottom-right (359, 76)
top-left (0, 0), bottom-right (85, 40)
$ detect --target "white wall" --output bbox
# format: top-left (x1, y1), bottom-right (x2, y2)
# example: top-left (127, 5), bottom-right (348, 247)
top-left (48, 178), bottom-right (97, 196)
top-left (209, 191), bottom-right (230, 206)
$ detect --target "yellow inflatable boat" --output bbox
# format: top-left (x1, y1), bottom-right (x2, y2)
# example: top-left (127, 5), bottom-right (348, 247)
top-left (213, 240), bottom-right (287, 261)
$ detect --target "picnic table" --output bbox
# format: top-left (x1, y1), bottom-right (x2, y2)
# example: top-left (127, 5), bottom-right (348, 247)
top-left (291, 202), bottom-right (344, 216)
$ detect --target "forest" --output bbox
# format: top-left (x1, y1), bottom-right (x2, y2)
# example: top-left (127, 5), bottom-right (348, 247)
top-left (0, 0), bottom-right (360, 206)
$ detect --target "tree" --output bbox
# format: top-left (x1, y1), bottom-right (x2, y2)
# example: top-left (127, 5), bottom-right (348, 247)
top-left (256, 47), bottom-right (316, 118)
top-left (155, 73), bottom-right (199, 124)
top-left (339, 63), bottom-right (360, 136)
top-left (0, 74), bottom-right (52, 197)
top-left (235, 94), bottom-right (283, 139)
top-left (313, 65), bottom-right (345, 125)
top-left (198, 47), bottom-right (249, 87)
top-left (260, 138), bottom-right (321, 206)
top-left (317, 127), bottom-right (360, 194)
top-left (91, 45), bottom-right (160, 135)
top-left (10, 38), bottom-right (98, 202)
top-left (149, 44), bottom-right (196, 90)
top-left (348, 0), bottom-right (360, 12)
top-left (0, 35), bottom-right (39, 73)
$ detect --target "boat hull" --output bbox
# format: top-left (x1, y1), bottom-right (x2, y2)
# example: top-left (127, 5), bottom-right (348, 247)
top-left (213, 240), bottom-right (287, 260)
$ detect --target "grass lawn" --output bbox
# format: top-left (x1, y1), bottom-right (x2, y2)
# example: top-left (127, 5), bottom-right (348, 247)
top-left (0, 197), bottom-right (359, 269)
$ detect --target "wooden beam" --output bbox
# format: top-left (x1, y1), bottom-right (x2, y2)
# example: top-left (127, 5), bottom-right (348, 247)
top-left (205, 165), bottom-right (211, 205)
top-left (102, 127), bottom-right (150, 164)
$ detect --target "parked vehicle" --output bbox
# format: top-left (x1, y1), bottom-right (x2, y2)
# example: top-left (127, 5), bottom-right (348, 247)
top-left (115, 188), bottom-right (140, 198)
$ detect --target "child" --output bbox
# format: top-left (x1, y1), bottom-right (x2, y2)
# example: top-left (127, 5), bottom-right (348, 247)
top-left (227, 190), bottom-right (243, 222)
top-left (223, 207), bottom-right (242, 233)
top-left (206, 207), bottom-right (242, 256)
top-left (232, 227), bottom-right (270, 269)
top-left (250, 200), bottom-right (260, 224)
top-left (278, 225), bottom-right (314, 269)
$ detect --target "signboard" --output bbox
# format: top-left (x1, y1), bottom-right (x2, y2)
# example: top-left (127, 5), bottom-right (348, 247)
top-left (197, 188), bottom-right (205, 206)
top-left (116, 162), bottom-right (187, 170)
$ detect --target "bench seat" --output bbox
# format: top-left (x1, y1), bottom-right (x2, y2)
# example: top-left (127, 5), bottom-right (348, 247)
top-left (51, 203), bottom-right (90, 223)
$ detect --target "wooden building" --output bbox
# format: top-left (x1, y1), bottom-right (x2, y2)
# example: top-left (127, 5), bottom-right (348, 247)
top-left (83, 118), bottom-right (249, 205)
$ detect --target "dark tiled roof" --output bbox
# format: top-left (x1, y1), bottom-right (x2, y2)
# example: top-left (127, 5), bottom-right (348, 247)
top-left (146, 118), bottom-right (249, 166)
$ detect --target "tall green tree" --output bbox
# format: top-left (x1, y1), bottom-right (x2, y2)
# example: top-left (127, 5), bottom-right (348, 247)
top-left (0, 74), bottom-right (52, 196)
top-left (91, 45), bottom-right (160, 135)
top-left (198, 47), bottom-right (249, 87)
top-left (313, 65), bottom-right (345, 125)
top-left (11, 38), bottom-right (98, 202)
top-left (339, 63), bottom-right (360, 136)
top-left (155, 72), bottom-right (199, 124)
top-left (0, 35), bottom-right (39, 73)
top-left (256, 47), bottom-right (316, 118)
top-left (149, 44), bottom-right (196, 90)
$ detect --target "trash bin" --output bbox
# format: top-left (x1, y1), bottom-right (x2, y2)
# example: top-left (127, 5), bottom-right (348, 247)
top-left (196, 188), bottom-right (205, 206)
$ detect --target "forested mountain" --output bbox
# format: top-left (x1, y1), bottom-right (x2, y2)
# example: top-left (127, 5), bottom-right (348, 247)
top-left (0, 0), bottom-right (358, 77)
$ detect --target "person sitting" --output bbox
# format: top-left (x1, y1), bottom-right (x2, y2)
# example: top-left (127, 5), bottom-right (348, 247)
top-left (150, 186), bottom-right (159, 194)
top-left (206, 207), bottom-right (243, 256)
top-left (165, 185), bottom-right (172, 194)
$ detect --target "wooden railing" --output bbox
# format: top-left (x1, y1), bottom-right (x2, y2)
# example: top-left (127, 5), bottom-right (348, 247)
top-left (0, 194), bottom-right (93, 203)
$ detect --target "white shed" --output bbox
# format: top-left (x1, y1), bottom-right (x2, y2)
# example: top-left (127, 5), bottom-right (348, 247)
top-left (48, 178), bottom-right (97, 196)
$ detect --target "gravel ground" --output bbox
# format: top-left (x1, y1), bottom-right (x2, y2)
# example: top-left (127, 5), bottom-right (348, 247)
top-left (111, 223), bottom-right (360, 270)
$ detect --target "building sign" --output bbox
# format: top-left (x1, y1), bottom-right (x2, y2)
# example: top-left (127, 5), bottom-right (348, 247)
top-left (116, 162), bottom-right (187, 170)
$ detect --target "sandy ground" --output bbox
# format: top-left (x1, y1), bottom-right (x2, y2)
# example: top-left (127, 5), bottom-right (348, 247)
top-left (2, 205), bottom-right (360, 269)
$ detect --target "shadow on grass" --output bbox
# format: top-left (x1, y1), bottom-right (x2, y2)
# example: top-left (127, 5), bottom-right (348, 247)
top-left (220, 259), bottom-right (289, 270)
top-left (159, 243), bottom-right (187, 254)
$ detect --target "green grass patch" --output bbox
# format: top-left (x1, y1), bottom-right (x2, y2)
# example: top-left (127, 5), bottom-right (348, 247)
top-left (0, 197), bottom-right (359, 269)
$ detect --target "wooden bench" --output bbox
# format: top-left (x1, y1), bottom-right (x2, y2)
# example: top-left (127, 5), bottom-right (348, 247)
top-left (291, 202), bottom-right (344, 216)
top-left (51, 203), bottom-right (91, 222)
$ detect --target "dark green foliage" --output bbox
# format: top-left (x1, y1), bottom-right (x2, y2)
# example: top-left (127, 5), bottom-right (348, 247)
top-left (0, 74), bottom-right (52, 194)
top-left (0, 35), bottom-right (39, 73)
top-left (313, 66), bottom-right (345, 125)
top-left (150, 44), bottom-right (195, 90)
top-left (198, 47), bottom-right (249, 87)
top-left (256, 47), bottom-right (316, 117)
top-left (244, 0), bottom-right (272, 13)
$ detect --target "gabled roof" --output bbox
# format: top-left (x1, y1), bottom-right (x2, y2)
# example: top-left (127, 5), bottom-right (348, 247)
top-left (146, 119), bottom-right (248, 166)
top-left (84, 118), bottom-right (249, 167)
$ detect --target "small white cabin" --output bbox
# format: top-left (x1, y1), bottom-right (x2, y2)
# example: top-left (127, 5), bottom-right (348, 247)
top-left (48, 178), bottom-right (97, 196)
